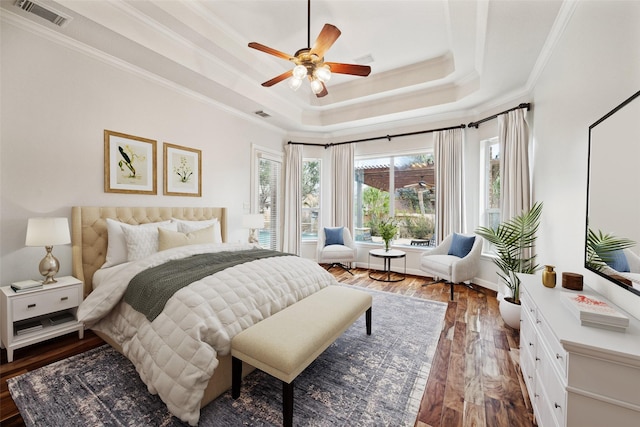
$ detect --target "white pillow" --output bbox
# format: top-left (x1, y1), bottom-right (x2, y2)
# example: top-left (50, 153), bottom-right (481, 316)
top-left (122, 222), bottom-right (178, 262)
top-left (102, 219), bottom-right (173, 268)
top-left (172, 218), bottom-right (222, 244)
top-left (158, 225), bottom-right (215, 251)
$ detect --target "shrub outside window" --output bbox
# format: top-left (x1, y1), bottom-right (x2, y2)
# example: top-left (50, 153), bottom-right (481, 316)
top-left (302, 159), bottom-right (320, 241)
top-left (354, 153), bottom-right (436, 246)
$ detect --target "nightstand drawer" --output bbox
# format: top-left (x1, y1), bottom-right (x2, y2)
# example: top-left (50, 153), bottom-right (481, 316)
top-left (12, 287), bottom-right (79, 321)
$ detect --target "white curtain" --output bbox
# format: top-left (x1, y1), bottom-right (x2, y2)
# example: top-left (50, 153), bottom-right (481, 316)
top-left (434, 128), bottom-right (464, 243)
top-left (283, 144), bottom-right (302, 255)
top-left (499, 108), bottom-right (531, 220)
top-left (331, 143), bottom-right (354, 230)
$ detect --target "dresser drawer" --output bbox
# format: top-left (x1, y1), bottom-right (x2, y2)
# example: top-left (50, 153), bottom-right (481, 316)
top-left (520, 326), bottom-right (536, 360)
top-left (520, 343), bottom-right (537, 396)
top-left (12, 287), bottom-right (79, 321)
top-left (537, 314), bottom-right (567, 377)
top-left (538, 341), bottom-right (566, 427)
top-left (535, 379), bottom-right (562, 427)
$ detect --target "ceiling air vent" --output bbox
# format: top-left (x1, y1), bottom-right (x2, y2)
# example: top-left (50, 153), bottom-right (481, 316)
top-left (14, 0), bottom-right (71, 27)
top-left (254, 111), bottom-right (271, 118)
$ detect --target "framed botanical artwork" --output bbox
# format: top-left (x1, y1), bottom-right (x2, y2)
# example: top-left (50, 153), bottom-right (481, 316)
top-left (163, 142), bottom-right (202, 197)
top-left (104, 130), bottom-right (157, 194)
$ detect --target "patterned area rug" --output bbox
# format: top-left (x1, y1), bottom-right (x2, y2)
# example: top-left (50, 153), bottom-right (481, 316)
top-left (8, 288), bottom-right (447, 426)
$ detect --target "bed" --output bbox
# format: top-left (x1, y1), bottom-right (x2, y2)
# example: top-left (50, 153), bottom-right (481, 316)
top-left (71, 206), bottom-right (337, 425)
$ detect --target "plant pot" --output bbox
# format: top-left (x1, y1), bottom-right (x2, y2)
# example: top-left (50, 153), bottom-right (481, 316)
top-left (499, 296), bottom-right (521, 330)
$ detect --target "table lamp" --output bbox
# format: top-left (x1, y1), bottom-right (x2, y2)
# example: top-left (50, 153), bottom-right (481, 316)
top-left (243, 214), bottom-right (265, 244)
top-left (25, 217), bottom-right (71, 284)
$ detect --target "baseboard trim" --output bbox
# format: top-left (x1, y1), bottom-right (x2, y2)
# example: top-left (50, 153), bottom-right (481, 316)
top-left (353, 262), bottom-right (498, 293)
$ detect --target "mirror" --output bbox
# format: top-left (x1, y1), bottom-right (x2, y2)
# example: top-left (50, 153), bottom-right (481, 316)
top-left (585, 90), bottom-right (640, 296)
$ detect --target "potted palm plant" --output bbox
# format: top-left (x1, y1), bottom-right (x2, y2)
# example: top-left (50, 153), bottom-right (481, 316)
top-left (475, 202), bottom-right (543, 329)
top-left (586, 228), bottom-right (635, 271)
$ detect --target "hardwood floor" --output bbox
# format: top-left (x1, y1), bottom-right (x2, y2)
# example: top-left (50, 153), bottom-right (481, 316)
top-left (334, 268), bottom-right (535, 427)
top-left (0, 268), bottom-right (535, 427)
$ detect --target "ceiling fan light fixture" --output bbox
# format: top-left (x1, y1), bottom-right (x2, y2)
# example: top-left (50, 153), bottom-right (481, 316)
top-left (292, 64), bottom-right (307, 79)
top-left (310, 78), bottom-right (324, 95)
top-left (315, 64), bottom-right (331, 82)
top-left (289, 76), bottom-right (303, 91)
top-left (248, 1), bottom-right (371, 98)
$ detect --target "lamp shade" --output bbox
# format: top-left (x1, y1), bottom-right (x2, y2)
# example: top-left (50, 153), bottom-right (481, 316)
top-left (242, 214), bottom-right (265, 229)
top-left (25, 217), bottom-right (71, 247)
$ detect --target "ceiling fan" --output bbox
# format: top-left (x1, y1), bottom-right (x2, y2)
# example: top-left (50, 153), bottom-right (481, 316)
top-left (404, 177), bottom-right (432, 190)
top-left (403, 176), bottom-right (433, 215)
top-left (248, 0), bottom-right (371, 97)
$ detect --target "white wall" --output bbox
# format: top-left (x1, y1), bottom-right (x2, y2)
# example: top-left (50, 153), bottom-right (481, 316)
top-left (531, 1), bottom-right (640, 318)
top-left (0, 21), bottom-right (286, 284)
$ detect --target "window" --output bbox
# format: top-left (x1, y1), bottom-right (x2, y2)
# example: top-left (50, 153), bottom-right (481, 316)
top-left (481, 137), bottom-right (500, 230)
top-left (301, 159), bottom-right (320, 241)
top-left (354, 153), bottom-right (436, 246)
top-left (254, 146), bottom-right (282, 251)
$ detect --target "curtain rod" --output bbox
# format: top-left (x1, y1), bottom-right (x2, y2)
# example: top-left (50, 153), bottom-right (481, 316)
top-left (467, 103), bottom-right (531, 129)
top-left (288, 123), bottom-right (466, 149)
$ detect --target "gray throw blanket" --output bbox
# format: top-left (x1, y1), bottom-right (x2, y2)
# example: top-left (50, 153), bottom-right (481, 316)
top-left (124, 248), bottom-right (291, 321)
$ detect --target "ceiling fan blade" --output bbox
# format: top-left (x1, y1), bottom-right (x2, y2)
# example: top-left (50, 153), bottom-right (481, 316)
top-left (315, 82), bottom-right (328, 98)
top-left (261, 70), bottom-right (294, 87)
top-left (248, 42), bottom-right (294, 61)
top-left (310, 24), bottom-right (341, 58)
top-left (325, 62), bottom-right (371, 76)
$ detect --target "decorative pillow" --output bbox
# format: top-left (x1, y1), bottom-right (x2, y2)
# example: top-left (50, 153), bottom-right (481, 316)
top-left (158, 225), bottom-right (215, 251)
top-left (448, 233), bottom-right (475, 258)
top-left (606, 250), bottom-right (630, 272)
top-left (102, 219), bottom-right (173, 268)
top-left (324, 227), bottom-right (344, 246)
top-left (121, 222), bottom-right (178, 262)
top-left (172, 218), bottom-right (222, 244)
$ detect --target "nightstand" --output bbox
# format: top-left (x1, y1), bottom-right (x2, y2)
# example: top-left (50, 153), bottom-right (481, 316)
top-left (0, 276), bottom-right (84, 362)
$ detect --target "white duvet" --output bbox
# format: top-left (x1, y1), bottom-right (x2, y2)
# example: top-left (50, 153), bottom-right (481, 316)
top-left (77, 243), bottom-right (337, 425)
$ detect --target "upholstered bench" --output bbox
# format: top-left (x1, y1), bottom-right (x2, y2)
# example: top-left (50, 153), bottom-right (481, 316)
top-left (231, 285), bottom-right (372, 427)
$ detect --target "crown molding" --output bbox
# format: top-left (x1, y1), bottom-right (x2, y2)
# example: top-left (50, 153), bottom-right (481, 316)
top-left (526, 0), bottom-right (578, 91)
top-left (1, 8), bottom-right (287, 134)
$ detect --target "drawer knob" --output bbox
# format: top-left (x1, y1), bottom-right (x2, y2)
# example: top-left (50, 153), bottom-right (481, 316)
top-left (529, 342), bottom-right (534, 346)
top-left (27, 303), bottom-right (36, 309)
top-left (536, 319), bottom-right (541, 324)
top-left (535, 357), bottom-right (541, 361)
top-left (556, 353), bottom-right (563, 360)
top-left (60, 296), bottom-right (68, 301)
top-left (554, 403), bottom-right (561, 409)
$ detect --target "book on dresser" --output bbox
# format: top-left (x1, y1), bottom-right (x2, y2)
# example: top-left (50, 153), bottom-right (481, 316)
top-left (10, 279), bottom-right (43, 293)
top-left (561, 292), bottom-right (629, 331)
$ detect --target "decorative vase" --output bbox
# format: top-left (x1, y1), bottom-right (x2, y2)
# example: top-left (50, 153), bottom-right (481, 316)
top-left (542, 265), bottom-right (556, 288)
top-left (384, 239), bottom-right (391, 252)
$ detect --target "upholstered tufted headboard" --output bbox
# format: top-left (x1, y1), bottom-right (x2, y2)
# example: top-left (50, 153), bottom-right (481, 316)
top-left (71, 206), bottom-right (227, 296)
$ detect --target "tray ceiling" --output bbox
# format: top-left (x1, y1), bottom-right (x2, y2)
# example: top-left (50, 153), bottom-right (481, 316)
top-left (1, 0), bottom-right (569, 135)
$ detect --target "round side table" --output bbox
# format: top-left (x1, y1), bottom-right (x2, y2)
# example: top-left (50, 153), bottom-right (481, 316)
top-left (368, 248), bottom-right (406, 282)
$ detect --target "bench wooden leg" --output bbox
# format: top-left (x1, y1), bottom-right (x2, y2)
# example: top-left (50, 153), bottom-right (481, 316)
top-left (232, 356), bottom-right (242, 399)
top-left (283, 380), bottom-right (294, 427)
top-left (366, 307), bottom-right (372, 335)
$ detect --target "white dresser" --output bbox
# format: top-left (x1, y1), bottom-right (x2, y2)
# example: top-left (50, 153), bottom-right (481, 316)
top-left (519, 273), bottom-right (640, 427)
